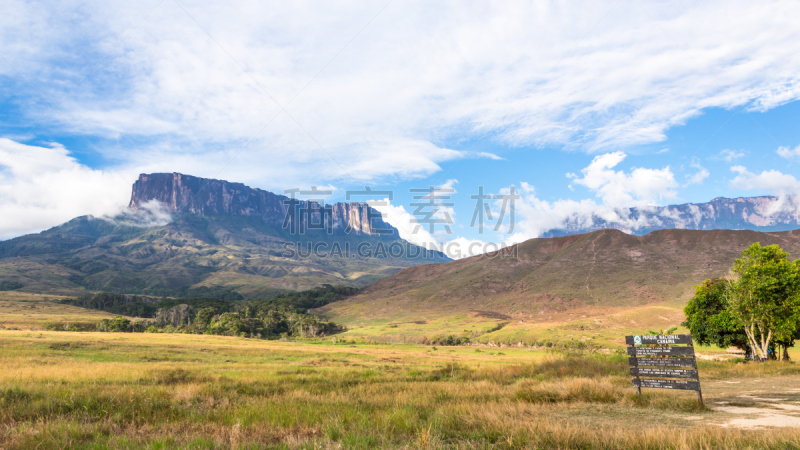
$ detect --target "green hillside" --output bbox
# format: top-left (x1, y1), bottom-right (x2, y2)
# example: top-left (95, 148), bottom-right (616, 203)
top-left (0, 213), bottom-right (444, 298)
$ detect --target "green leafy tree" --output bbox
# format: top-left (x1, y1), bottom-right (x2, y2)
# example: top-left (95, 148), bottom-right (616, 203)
top-left (648, 327), bottom-right (677, 336)
top-left (725, 243), bottom-right (800, 361)
top-left (683, 279), bottom-right (752, 357)
top-left (97, 316), bottom-right (132, 332)
top-left (195, 307), bottom-right (217, 326)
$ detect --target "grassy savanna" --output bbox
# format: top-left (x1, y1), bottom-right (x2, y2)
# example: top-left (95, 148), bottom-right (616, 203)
top-left (0, 291), bottom-right (122, 328)
top-left (2, 330), bottom-right (800, 449)
top-left (322, 300), bottom-right (698, 349)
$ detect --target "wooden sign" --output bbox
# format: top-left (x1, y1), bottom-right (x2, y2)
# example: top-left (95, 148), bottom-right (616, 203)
top-left (626, 334), bottom-right (703, 404)
top-left (625, 334), bottom-right (693, 345)
top-left (626, 346), bottom-right (695, 357)
top-left (633, 379), bottom-right (701, 391)
top-left (630, 368), bottom-right (698, 379)
top-left (628, 357), bottom-right (696, 368)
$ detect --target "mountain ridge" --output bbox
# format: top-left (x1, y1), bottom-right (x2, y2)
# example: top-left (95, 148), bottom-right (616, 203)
top-left (541, 195), bottom-right (800, 237)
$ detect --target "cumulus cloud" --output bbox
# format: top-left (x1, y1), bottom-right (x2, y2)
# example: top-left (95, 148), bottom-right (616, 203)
top-left (729, 165), bottom-right (800, 215)
top-left (438, 236), bottom-right (513, 260)
top-left (509, 190), bottom-right (661, 240)
top-left (777, 144), bottom-right (800, 160)
top-left (375, 154), bottom-right (683, 245)
top-left (403, 179), bottom-right (459, 236)
top-left (368, 199), bottom-right (438, 250)
top-left (500, 153), bottom-right (688, 240)
top-left (0, 139), bottom-right (131, 240)
top-left (730, 165), bottom-right (800, 194)
top-left (568, 151), bottom-right (677, 207)
top-left (370, 188), bottom-right (514, 260)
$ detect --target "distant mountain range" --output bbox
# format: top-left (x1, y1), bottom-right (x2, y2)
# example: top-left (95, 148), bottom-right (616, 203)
top-left (0, 173), bottom-right (447, 298)
top-left (541, 196), bottom-right (800, 237)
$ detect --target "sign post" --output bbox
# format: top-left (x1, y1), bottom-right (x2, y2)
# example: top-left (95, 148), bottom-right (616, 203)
top-left (625, 334), bottom-right (703, 405)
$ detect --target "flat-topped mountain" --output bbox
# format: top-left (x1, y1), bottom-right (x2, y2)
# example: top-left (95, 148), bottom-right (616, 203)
top-left (129, 173), bottom-right (390, 236)
top-left (0, 173), bottom-right (447, 298)
top-left (542, 196), bottom-right (800, 237)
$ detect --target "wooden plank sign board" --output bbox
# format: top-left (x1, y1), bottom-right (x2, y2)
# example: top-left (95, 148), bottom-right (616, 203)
top-left (625, 335), bottom-right (693, 345)
top-left (628, 357), bottom-right (696, 368)
top-left (633, 379), bottom-right (701, 391)
top-left (630, 368), bottom-right (698, 379)
top-left (627, 346), bottom-right (695, 357)
top-left (626, 334), bottom-right (703, 403)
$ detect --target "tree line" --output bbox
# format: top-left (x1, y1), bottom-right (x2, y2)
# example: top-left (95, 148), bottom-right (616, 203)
top-left (50, 284), bottom-right (356, 339)
top-left (684, 243), bottom-right (800, 361)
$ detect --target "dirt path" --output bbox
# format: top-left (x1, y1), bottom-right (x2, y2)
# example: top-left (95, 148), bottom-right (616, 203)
top-left (701, 376), bottom-right (800, 428)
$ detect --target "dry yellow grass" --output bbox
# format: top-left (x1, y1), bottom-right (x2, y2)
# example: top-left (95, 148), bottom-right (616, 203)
top-left (1, 330), bottom-right (800, 449)
top-left (0, 292), bottom-right (120, 328)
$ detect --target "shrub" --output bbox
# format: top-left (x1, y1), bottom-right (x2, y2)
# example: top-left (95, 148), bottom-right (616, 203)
top-left (96, 316), bottom-right (132, 332)
top-left (516, 378), bottom-right (620, 404)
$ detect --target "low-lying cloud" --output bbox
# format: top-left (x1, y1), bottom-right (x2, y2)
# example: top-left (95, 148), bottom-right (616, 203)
top-left (109, 199), bottom-right (173, 228)
top-left (0, 139), bottom-right (130, 240)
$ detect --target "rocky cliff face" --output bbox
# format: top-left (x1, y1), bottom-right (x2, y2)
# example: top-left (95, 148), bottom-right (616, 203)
top-left (542, 196), bottom-right (800, 237)
top-left (129, 173), bottom-right (395, 236)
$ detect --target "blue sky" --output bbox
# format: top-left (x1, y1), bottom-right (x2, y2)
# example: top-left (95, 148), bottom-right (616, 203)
top-left (2, 0), bottom-right (800, 253)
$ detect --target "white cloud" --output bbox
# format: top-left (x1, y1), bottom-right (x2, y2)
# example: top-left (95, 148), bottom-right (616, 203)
top-left (111, 199), bottom-right (173, 228)
top-left (569, 151), bottom-right (678, 207)
top-left (730, 165), bottom-right (800, 194)
top-left (474, 152), bottom-right (505, 161)
top-left (0, 139), bottom-right (131, 240)
top-left (685, 159), bottom-right (710, 186)
top-left (405, 179), bottom-right (459, 236)
top-left (511, 192), bottom-right (663, 240)
top-left (370, 193), bottom-right (513, 260)
top-left (729, 165), bottom-right (800, 215)
top-left (717, 149), bottom-right (745, 162)
top-left (469, 154), bottom-right (683, 241)
top-left (438, 237), bottom-right (513, 260)
top-left (440, 179), bottom-right (458, 192)
top-left (777, 144), bottom-right (800, 160)
top-left (2, 0), bottom-right (800, 186)
top-left (368, 199), bottom-right (438, 249)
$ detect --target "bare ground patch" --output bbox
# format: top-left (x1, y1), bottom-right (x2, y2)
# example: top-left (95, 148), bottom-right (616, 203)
top-left (701, 376), bottom-right (800, 429)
